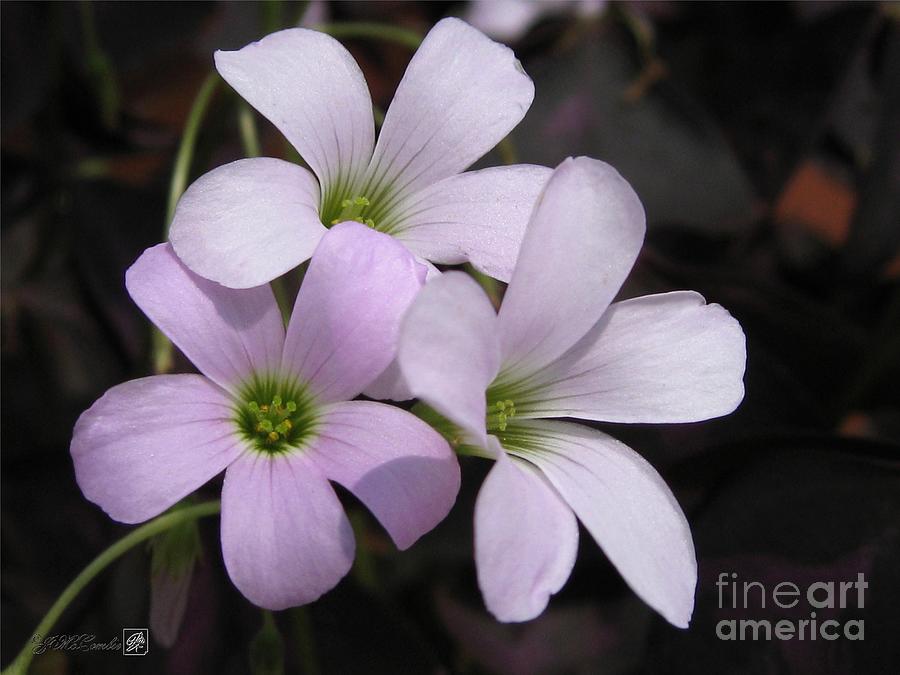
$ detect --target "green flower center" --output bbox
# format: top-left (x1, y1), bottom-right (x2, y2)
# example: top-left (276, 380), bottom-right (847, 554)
top-left (319, 177), bottom-right (404, 234)
top-left (486, 398), bottom-right (517, 432)
top-left (234, 377), bottom-right (319, 455)
top-left (329, 195), bottom-right (376, 229)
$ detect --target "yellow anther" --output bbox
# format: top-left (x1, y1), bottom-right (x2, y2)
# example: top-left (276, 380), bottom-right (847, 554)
top-left (333, 195), bottom-right (376, 229)
top-left (267, 431), bottom-right (280, 442)
top-left (486, 397), bottom-right (517, 432)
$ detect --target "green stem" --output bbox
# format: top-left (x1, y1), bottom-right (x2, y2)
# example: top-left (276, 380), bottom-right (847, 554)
top-left (154, 72), bottom-right (219, 373)
top-left (314, 22), bottom-right (423, 50)
top-left (79, 0), bottom-right (119, 130)
top-left (348, 510), bottom-right (379, 595)
top-left (238, 101), bottom-right (262, 158)
top-left (2, 501), bottom-right (221, 675)
top-left (290, 607), bottom-right (320, 675)
top-left (249, 609), bottom-right (285, 675)
top-left (260, 0), bottom-right (284, 34)
top-left (165, 72), bottom-right (220, 232)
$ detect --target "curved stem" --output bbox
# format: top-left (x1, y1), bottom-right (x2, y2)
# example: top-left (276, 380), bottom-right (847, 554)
top-left (314, 22), bottom-right (423, 50)
top-left (238, 101), bottom-right (261, 158)
top-left (154, 72), bottom-right (219, 373)
top-left (2, 501), bottom-right (221, 675)
top-left (164, 72), bottom-right (220, 232)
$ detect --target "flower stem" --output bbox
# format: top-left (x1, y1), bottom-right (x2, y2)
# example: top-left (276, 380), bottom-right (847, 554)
top-left (165, 72), bottom-right (220, 231)
top-left (348, 510), bottom-right (380, 595)
top-left (78, 0), bottom-right (119, 130)
top-left (2, 501), bottom-right (221, 675)
top-left (238, 101), bottom-right (262, 158)
top-left (290, 607), bottom-right (320, 675)
top-left (314, 22), bottom-right (423, 50)
top-left (153, 72), bottom-right (220, 374)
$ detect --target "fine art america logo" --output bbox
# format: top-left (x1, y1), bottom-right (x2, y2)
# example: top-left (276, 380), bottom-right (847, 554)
top-left (715, 572), bottom-right (867, 641)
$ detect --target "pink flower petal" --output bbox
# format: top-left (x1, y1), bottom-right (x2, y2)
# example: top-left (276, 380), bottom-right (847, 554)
top-left (363, 18), bottom-right (534, 205)
top-left (398, 272), bottom-right (500, 445)
top-left (126, 244), bottom-right (285, 394)
top-left (220, 451), bottom-right (355, 610)
top-left (310, 401), bottom-right (460, 550)
top-left (465, 0), bottom-right (548, 42)
top-left (512, 420), bottom-right (696, 628)
top-left (361, 358), bottom-right (414, 402)
top-left (466, 0), bottom-right (607, 42)
top-left (497, 157), bottom-right (645, 378)
top-left (169, 158), bottom-right (326, 289)
top-left (282, 222), bottom-right (426, 404)
top-left (475, 438), bottom-right (578, 622)
top-left (71, 375), bottom-right (244, 523)
top-left (520, 291), bottom-right (746, 423)
top-left (392, 164), bottom-right (552, 282)
top-left (215, 29), bottom-right (374, 198)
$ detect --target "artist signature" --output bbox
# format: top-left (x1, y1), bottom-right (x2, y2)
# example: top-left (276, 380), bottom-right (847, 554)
top-left (31, 633), bottom-right (122, 655)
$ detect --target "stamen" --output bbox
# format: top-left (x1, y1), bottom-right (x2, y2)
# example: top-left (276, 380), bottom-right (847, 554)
top-left (486, 399), bottom-right (517, 432)
top-left (331, 195), bottom-right (376, 229)
top-left (237, 388), bottom-right (317, 455)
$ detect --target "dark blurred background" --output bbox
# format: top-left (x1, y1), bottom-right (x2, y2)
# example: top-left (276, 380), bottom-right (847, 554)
top-left (2, 2), bottom-right (899, 673)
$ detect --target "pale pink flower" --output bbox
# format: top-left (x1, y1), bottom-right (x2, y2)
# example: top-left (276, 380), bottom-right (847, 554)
top-left (169, 18), bottom-right (550, 290)
top-left (71, 223), bottom-right (460, 610)
top-left (397, 157), bottom-right (746, 626)
top-left (466, 0), bottom-right (608, 43)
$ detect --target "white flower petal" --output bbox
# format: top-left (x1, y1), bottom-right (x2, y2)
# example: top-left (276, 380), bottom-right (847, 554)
top-left (475, 438), bottom-right (578, 622)
top-left (508, 420), bottom-right (696, 628)
top-left (398, 271), bottom-right (501, 445)
top-left (465, 0), bottom-right (547, 42)
top-left (215, 28), bottom-right (374, 198)
top-left (497, 157), bottom-right (645, 378)
top-left (169, 158), bottom-right (325, 289)
top-left (519, 291), bottom-right (746, 423)
top-left (363, 18), bottom-right (534, 210)
top-left (392, 164), bottom-right (552, 282)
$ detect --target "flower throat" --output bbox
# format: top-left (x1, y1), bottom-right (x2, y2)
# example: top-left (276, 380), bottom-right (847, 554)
top-left (234, 378), bottom-right (318, 455)
top-left (331, 196), bottom-right (376, 229)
